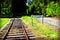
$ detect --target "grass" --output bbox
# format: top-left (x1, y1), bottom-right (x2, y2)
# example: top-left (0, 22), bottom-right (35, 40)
top-left (21, 16), bottom-right (58, 40)
top-left (0, 18), bottom-right (10, 29)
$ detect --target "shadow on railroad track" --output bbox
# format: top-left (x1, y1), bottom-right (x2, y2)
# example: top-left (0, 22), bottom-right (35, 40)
top-left (0, 14), bottom-right (31, 18)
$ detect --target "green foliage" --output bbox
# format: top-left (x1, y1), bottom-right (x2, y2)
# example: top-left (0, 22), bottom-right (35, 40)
top-left (1, 0), bottom-right (60, 17)
top-left (1, 0), bottom-right (12, 16)
top-left (27, 0), bottom-right (44, 15)
top-left (27, 0), bottom-right (60, 18)
top-left (46, 1), bottom-right (60, 17)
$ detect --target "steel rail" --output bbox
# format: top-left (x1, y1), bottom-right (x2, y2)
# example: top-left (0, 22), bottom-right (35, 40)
top-left (22, 25), bottom-right (29, 40)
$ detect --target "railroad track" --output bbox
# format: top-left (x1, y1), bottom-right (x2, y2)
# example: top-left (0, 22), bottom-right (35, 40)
top-left (0, 18), bottom-right (35, 40)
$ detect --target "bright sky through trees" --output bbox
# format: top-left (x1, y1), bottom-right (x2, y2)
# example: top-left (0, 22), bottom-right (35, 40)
top-left (26, 0), bottom-right (32, 6)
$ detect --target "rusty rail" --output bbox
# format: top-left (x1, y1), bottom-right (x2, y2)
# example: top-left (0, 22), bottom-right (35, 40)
top-left (22, 25), bottom-right (29, 40)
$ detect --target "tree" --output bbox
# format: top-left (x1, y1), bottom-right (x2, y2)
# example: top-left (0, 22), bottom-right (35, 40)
top-left (46, 1), bottom-right (60, 17)
top-left (0, 0), bottom-right (12, 17)
top-left (26, 0), bottom-right (45, 15)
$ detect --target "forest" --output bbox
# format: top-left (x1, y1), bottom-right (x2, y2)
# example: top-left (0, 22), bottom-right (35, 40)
top-left (0, 0), bottom-right (60, 17)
